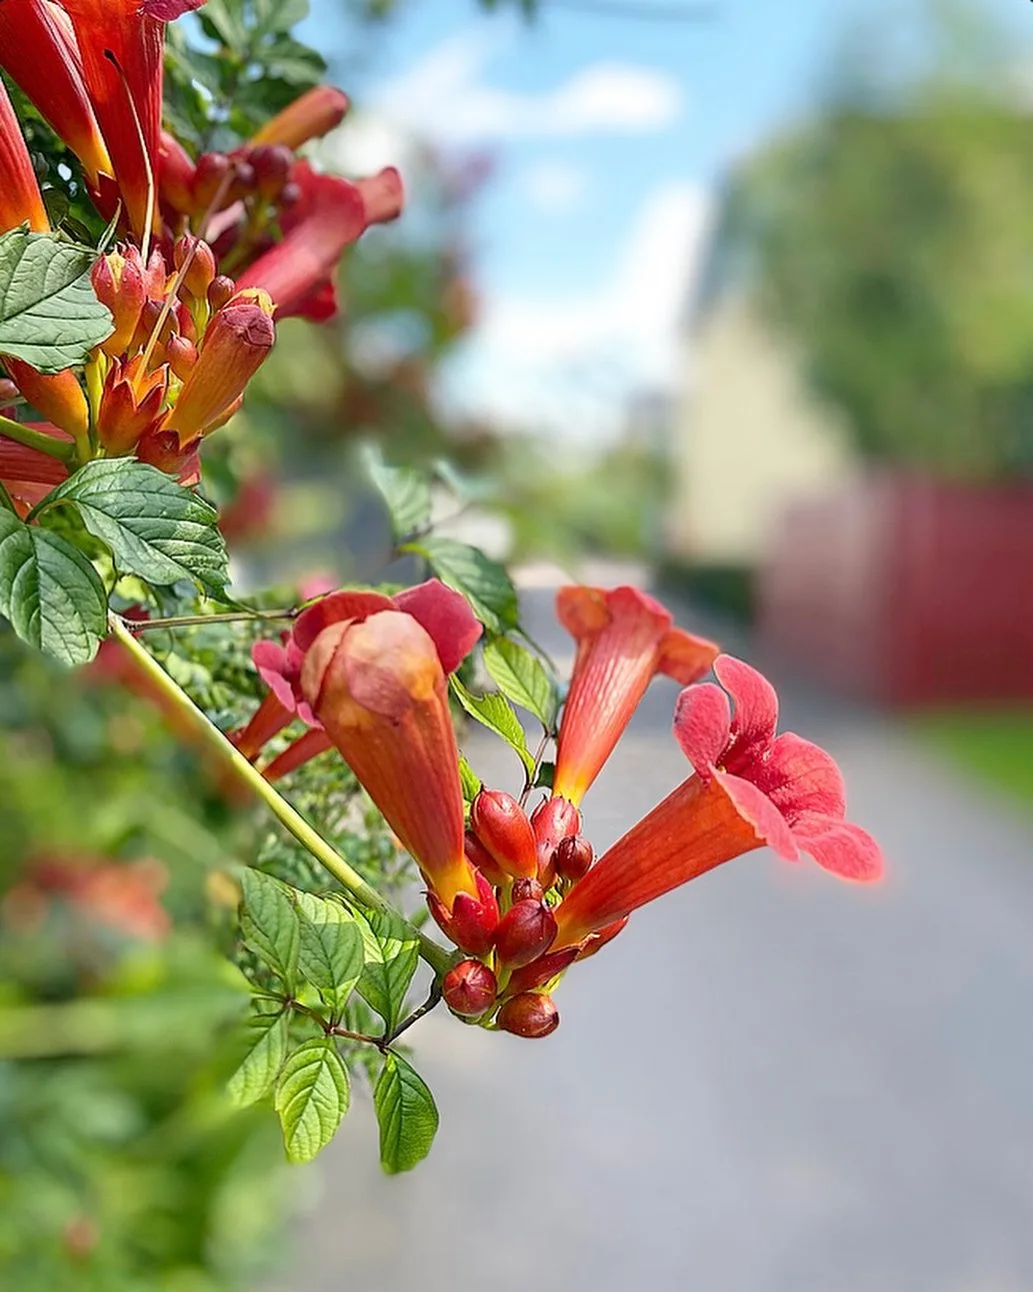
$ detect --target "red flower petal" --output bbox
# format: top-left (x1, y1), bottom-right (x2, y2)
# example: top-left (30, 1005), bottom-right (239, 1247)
top-left (555, 585), bottom-right (611, 639)
top-left (792, 812), bottom-right (884, 883)
top-left (753, 732), bottom-right (847, 823)
top-left (712, 770), bottom-right (799, 861)
top-left (252, 640), bottom-right (297, 711)
top-left (393, 578), bottom-right (482, 675)
top-left (714, 655), bottom-right (778, 750)
top-left (672, 682), bottom-right (731, 775)
top-left (291, 589), bottom-right (394, 653)
top-left (657, 624), bottom-right (720, 685)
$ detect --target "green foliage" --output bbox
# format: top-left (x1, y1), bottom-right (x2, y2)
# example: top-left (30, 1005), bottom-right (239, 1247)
top-left (733, 77), bottom-right (1033, 477)
top-left (374, 1052), bottom-right (439, 1174)
top-left (274, 1036), bottom-right (350, 1163)
top-left (227, 1010), bottom-right (291, 1107)
top-left (354, 907), bottom-right (420, 1031)
top-left (365, 446), bottom-right (433, 541)
top-left (0, 510), bottom-right (107, 665)
top-left (297, 908), bottom-right (364, 1012)
top-left (405, 535), bottom-right (519, 633)
top-left (0, 228), bottom-right (112, 371)
top-left (483, 636), bottom-right (558, 731)
top-left (451, 673), bottom-right (536, 777)
top-left (40, 460), bottom-right (230, 595)
top-left (239, 869), bottom-right (301, 986)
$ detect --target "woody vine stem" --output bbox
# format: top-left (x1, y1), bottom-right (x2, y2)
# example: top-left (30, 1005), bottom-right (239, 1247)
top-left (107, 615), bottom-right (455, 978)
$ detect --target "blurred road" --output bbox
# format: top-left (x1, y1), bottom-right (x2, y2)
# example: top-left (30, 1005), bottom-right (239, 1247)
top-left (268, 581), bottom-right (1033, 1292)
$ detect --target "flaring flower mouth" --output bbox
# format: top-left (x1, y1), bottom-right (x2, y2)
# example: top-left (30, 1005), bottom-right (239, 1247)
top-left (552, 653), bottom-right (883, 949)
top-left (550, 584), bottom-right (718, 805)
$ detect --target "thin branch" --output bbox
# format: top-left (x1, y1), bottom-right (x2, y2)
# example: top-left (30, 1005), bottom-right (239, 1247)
top-left (125, 609), bottom-right (297, 633)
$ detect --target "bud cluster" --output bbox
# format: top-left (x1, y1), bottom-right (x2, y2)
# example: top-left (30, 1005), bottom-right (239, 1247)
top-left (435, 787), bottom-right (621, 1040)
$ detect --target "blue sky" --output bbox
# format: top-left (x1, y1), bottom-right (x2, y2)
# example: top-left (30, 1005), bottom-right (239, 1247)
top-left (301, 0), bottom-right (1033, 445)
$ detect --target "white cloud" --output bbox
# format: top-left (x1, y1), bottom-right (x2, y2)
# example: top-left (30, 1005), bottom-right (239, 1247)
top-left (444, 181), bottom-right (714, 442)
top-left (519, 160), bottom-right (589, 213)
top-left (371, 25), bottom-right (684, 146)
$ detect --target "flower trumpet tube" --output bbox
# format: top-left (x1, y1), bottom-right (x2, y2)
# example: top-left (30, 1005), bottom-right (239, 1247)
top-left (551, 585), bottom-right (719, 806)
top-left (0, 74), bottom-right (48, 231)
top-left (248, 85), bottom-right (349, 152)
top-left (301, 609), bottom-right (480, 911)
top-left (162, 291), bottom-right (275, 444)
top-left (5, 361), bottom-right (89, 449)
top-left (0, 0), bottom-right (111, 185)
top-left (552, 655), bottom-right (883, 950)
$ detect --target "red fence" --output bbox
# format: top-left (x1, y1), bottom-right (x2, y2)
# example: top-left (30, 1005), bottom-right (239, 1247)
top-left (757, 475), bottom-right (1033, 705)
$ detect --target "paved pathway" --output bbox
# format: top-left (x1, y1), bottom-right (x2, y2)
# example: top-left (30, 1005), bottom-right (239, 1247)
top-left (268, 585), bottom-right (1033, 1292)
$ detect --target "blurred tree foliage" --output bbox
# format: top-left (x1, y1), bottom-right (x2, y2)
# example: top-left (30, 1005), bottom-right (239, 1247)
top-left (730, 80), bottom-right (1033, 479)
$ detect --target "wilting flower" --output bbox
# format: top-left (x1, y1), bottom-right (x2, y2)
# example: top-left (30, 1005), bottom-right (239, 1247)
top-left (552, 655), bottom-right (883, 949)
top-left (299, 588), bottom-right (483, 910)
top-left (235, 162), bottom-right (403, 320)
top-left (0, 0), bottom-right (111, 184)
top-left (551, 585), bottom-right (719, 806)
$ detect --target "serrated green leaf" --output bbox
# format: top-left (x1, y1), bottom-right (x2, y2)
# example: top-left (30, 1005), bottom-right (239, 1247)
top-left (293, 890), bottom-right (352, 925)
top-left (451, 675), bottom-right (535, 776)
top-left (275, 1037), bottom-right (349, 1164)
top-left (0, 227), bottom-right (113, 371)
top-left (40, 460), bottom-right (228, 594)
top-left (365, 448), bottom-right (431, 541)
top-left (354, 909), bottom-right (419, 1030)
top-left (374, 1052), bottom-right (439, 1174)
top-left (483, 637), bottom-right (557, 730)
top-left (297, 913), bottom-right (363, 1011)
top-left (240, 870), bottom-right (300, 985)
top-left (458, 754), bottom-right (481, 803)
top-left (404, 536), bottom-right (518, 633)
top-left (0, 509), bottom-right (107, 665)
top-left (227, 1011), bottom-right (289, 1108)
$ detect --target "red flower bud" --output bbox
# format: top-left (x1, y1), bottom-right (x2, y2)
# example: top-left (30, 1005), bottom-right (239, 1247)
top-left (531, 795), bottom-right (582, 851)
top-left (173, 236), bottom-right (217, 301)
top-left (92, 246), bottom-right (146, 356)
top-left (511, 877), bottom-right (543, 903)
top-left (496, 992), bottom-right (559, 1039)
top-left (249, 144), bottom-right (293, 200)
top-left (427, 869), bottom-right (498, 957)
top-left (167, 335), bottom-right (198, 381)
top-left (575, 915), bottom-right (630, 961)
top-left (442, 959), bottom-right (497, 1017)
top-left (464, 829), bottom-right (508, 888)
top-left (192, 152), bottom-right (232, 210)
top-left (159, 131), bottom-right (196, 213)
top-left (494, 898), bottom-right (557, 969)
top-left (229, 157), bottom-right (256, 201)
top-left (553, 835), bottom-right (594, 882)
top-left (250, 85), bottom-right (349, 152)
top-left (505, 946), bottom-right (578, 996)
top-left (471, 789), bottom-right (537, 879)
top-left (207, 276), bottom-right (236, 312)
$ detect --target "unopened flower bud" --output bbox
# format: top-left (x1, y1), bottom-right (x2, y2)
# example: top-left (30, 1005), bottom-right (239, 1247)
top-left (553, 835), bottom-right (594, 882)
top-left (531, 795), bottom-right (582, 851)
top-left (159, 131), bottom-right (196, 213)
top-left (192, 152), bottom-right (232, 210)
top-left (496, 992), bottom-right (559, 1039)
top-left (92, 246), bottom-right (146, 356)
top-left (166, 335), bottom-right (198, 381)
top-left (505, 946), bottom-right (579, 996)
top-left (207, 276), bottom-right (235, 312)
top-left (250, 85), bottom-right (349, 151)
top-left (464, 829), bottom-right (508, 888)
top-left (511, 877), bottom-right (543, 904)
top-left (427, 869), bottom-right (498, 957)
top-left (442, 959), bottom-right (497, 1018)
top-left (164, 292), bottom-right (275, 442)
top-left (0, 377), bottom-right (18, 406)
top-left (575, 915), bottom-right (630, 962)
top-left (494, 898), bottom-right (557, 969)
top-left (173, 235), bottom-right (217, 301)
top-left (279, 180), bottom-right (302, 212)
top-left (229, 158), bottom-right (256, 201)
top-left (249, 144), bottom-right (293, 200)
top-left (471, 789), bottom-right (537, 879)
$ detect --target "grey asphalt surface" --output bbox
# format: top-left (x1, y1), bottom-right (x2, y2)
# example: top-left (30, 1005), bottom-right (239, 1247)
top-left (267, 585), bottom-right (1033, 1292)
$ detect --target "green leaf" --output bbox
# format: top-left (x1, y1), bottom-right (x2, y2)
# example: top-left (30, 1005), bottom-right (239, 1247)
top-left (275, 1037), bottom-right (350, 1164)
top-left (297, 913), bottom-right (364, 1012)
top-left (483, 637), bottom-right (558, 730)
top-left (0, 227), bottom-right (113, 372)
top-left (451, 675), bottom-right (535, 776)
top-left (240, 870), bottom-right (300, 985)
top-left (0, 509), bottom-right (107, 665)
top-left (40, 460), bottom-right (229, 594)
top-left (374, 1053), bottom-right (439, 1174)
top-left (354, 909), bottom-right (420, 1030)
top-left (404, 536), bottom-right (518, 633)
top-left (458, 754), bottom-right (481, 804)
top-left (365, 447), bottom-right (431, 541)
top-left (227, 1011), bottom-right (289, 1108)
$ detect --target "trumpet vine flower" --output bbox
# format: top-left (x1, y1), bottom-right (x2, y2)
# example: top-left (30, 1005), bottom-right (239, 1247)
top-left (551, 585), bottom-right (718, 805)
top-left (553, 655), bottom-right (883, 949)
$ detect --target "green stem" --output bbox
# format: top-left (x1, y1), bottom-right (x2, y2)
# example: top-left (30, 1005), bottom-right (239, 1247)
top-left (108, 615), bottom-right (453, 977)
top-left (0, 414), bottom-right (75, 464)
top-left (126, 609), bottom-right (296, 632)
top-left (0, 480), bottom-right (15, 513)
